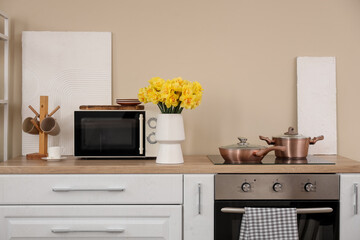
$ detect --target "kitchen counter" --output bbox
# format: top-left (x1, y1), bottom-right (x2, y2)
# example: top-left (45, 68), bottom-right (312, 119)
top-left (0, 155), bottom-right (359, 174)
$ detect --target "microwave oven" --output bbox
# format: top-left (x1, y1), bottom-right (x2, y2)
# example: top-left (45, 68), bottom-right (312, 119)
top-left (74, 110), bottom-right (158, 158)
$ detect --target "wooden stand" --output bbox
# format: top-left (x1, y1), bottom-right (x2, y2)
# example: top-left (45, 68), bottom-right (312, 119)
top-left (26, 96), bottom-right (60, 160)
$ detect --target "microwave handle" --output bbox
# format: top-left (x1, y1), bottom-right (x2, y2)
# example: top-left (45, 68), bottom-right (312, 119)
top-left (139, 114), bottom-right (144, 154)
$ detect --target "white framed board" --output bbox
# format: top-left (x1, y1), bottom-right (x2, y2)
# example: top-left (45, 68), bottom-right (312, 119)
top-left (22, 31), bottom-right (112, 155)
top-left (297, 57), bottom-right (337, 154)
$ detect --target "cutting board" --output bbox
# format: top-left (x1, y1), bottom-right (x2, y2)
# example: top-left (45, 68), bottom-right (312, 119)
top-left (79, 105), bottom-right (144, 110)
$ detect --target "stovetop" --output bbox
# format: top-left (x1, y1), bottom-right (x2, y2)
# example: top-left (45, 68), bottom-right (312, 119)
top-left (208, 155), bottom-right (336, 165)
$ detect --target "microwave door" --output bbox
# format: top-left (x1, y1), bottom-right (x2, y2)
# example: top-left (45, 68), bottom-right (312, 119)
top-left (75, 112), bottom-right (144, 157)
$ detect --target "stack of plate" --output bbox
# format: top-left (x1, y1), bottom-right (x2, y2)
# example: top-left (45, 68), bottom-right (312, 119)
top-left (116, 99), bottom-right (141, 106)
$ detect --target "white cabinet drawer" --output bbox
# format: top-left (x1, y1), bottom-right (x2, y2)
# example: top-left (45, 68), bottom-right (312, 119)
top-left (0, 205), bottom-right (182, 240)
top-left (0, 174), bottom-right (182, 204)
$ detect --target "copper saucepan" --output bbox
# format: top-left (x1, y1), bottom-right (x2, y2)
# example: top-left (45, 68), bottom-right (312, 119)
top-left (219, 137), bottom-right (286, 164)
top-left (259, 127), bottom-right (324, 159)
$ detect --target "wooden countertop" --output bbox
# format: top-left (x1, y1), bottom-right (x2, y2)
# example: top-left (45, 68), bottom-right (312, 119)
top-left (0, 155), bottom-right (360, 174)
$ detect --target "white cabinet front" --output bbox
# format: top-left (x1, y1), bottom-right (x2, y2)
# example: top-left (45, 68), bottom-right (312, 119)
top-left (0, 174), bottom-right (182, 204)
top-left (183, 174), bottom-right (214, 240)
top-left (340, 174), bottom-right (360, 240)
top-left (0, 205), bottom-right (182, 240)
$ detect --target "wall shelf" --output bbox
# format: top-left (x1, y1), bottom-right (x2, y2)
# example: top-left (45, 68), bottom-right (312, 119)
top-left (0, 10), bottom-right (9, 161)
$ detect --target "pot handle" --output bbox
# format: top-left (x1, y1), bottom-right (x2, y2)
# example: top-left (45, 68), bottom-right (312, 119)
top-left (310, 135), bottom-right (324, 145)
top-left (254, 146), bottom-right (287, 157)
top-left (259, 136), bottom-right (275, 145)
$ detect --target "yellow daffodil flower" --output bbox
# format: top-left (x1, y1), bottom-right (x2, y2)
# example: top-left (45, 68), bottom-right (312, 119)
top-left (148, 77), bottom-right (165, 91)
top-left (138, 87), bottom-right (148, 103)
top-left (138, 76), bottom-right (203, 113)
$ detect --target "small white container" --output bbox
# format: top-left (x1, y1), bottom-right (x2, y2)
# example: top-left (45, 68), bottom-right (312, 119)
top-left (48, 146), bottom-right (62, 159)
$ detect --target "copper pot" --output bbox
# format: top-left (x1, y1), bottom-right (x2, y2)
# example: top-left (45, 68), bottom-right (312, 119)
top-left (219, 137), bottom-right (286, 164)
top-left (259, 127), bottom-right (324, 159)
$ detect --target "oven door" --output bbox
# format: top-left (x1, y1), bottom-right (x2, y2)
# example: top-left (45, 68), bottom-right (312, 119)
top-left (74, 111), bottom-right (145, 157)
top-left (215, 200), bottom-right (339, 240)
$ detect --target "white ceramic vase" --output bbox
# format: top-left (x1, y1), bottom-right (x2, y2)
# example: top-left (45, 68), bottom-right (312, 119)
top-left (155, 114), bottom-right (185, 164)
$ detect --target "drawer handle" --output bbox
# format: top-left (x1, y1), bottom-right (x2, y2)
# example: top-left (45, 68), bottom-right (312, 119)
top-left (198, 183), bottom-right (201, 215)
top-left (51, 227), bottom-right (125, 233)
top-left (52, 187), bottom-right (125, 192)
top-left (354, 183), bottom-right (359, 215)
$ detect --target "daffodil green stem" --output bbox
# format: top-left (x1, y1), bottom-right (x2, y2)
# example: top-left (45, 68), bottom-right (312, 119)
top-left (157, 103), bottom-right (165, 113)
top-left (157, 102), bottom-right (183, 114)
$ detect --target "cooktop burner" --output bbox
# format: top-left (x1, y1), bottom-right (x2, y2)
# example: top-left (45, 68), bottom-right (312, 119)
top-left (208, 155), bottom-right (336, 165)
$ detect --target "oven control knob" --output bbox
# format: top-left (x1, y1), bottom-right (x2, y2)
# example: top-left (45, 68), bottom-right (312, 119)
top-left (241, 182), bottom-right (251, 192)
top-left (304, 183), bottom-right (315, 192)
top-left (273, 183), bottom-right (283, 192)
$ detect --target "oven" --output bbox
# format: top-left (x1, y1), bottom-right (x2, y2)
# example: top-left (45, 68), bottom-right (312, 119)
top-left (215, 174), bottom-right (339, 240)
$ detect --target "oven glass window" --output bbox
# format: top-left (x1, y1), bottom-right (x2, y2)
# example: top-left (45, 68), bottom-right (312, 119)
top-left (215, 200), bottom-right (339, 240)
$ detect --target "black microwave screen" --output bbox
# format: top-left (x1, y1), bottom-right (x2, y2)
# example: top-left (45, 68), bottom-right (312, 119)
top-left (81, 118), bottom-right (136, 150)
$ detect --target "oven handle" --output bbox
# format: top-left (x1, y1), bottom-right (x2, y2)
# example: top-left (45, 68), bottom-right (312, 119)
top-left (221, 207), bottom-right (333, 214)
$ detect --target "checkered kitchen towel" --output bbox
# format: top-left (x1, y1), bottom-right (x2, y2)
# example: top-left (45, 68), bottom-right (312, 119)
top-left (239, 207), bottom-right (299, 240)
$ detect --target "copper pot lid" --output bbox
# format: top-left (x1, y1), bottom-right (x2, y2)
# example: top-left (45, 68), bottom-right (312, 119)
top-left (273, 127), bottom-right (309, 139)
top-left (220, 137), bottom-right (266, 150)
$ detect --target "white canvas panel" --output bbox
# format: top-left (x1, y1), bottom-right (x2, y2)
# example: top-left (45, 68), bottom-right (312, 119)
top-left (297, 57), bottom-right (337, 154)
top-left (22, 31), bottom-right (112, 155)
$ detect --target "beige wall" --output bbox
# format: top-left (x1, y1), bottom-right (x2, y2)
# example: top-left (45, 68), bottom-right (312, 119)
top-left (0, 0), bottom-right (360, 160)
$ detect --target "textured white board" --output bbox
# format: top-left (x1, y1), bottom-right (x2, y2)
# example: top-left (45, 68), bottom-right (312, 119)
top-left (297, 57), bottom-right (337, 154)
top-left (22, 31), bottom-right (112, 155)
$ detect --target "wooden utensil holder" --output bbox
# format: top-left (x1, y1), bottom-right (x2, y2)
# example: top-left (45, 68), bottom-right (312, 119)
top-left (26, 96), bottom-right (60, 160)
